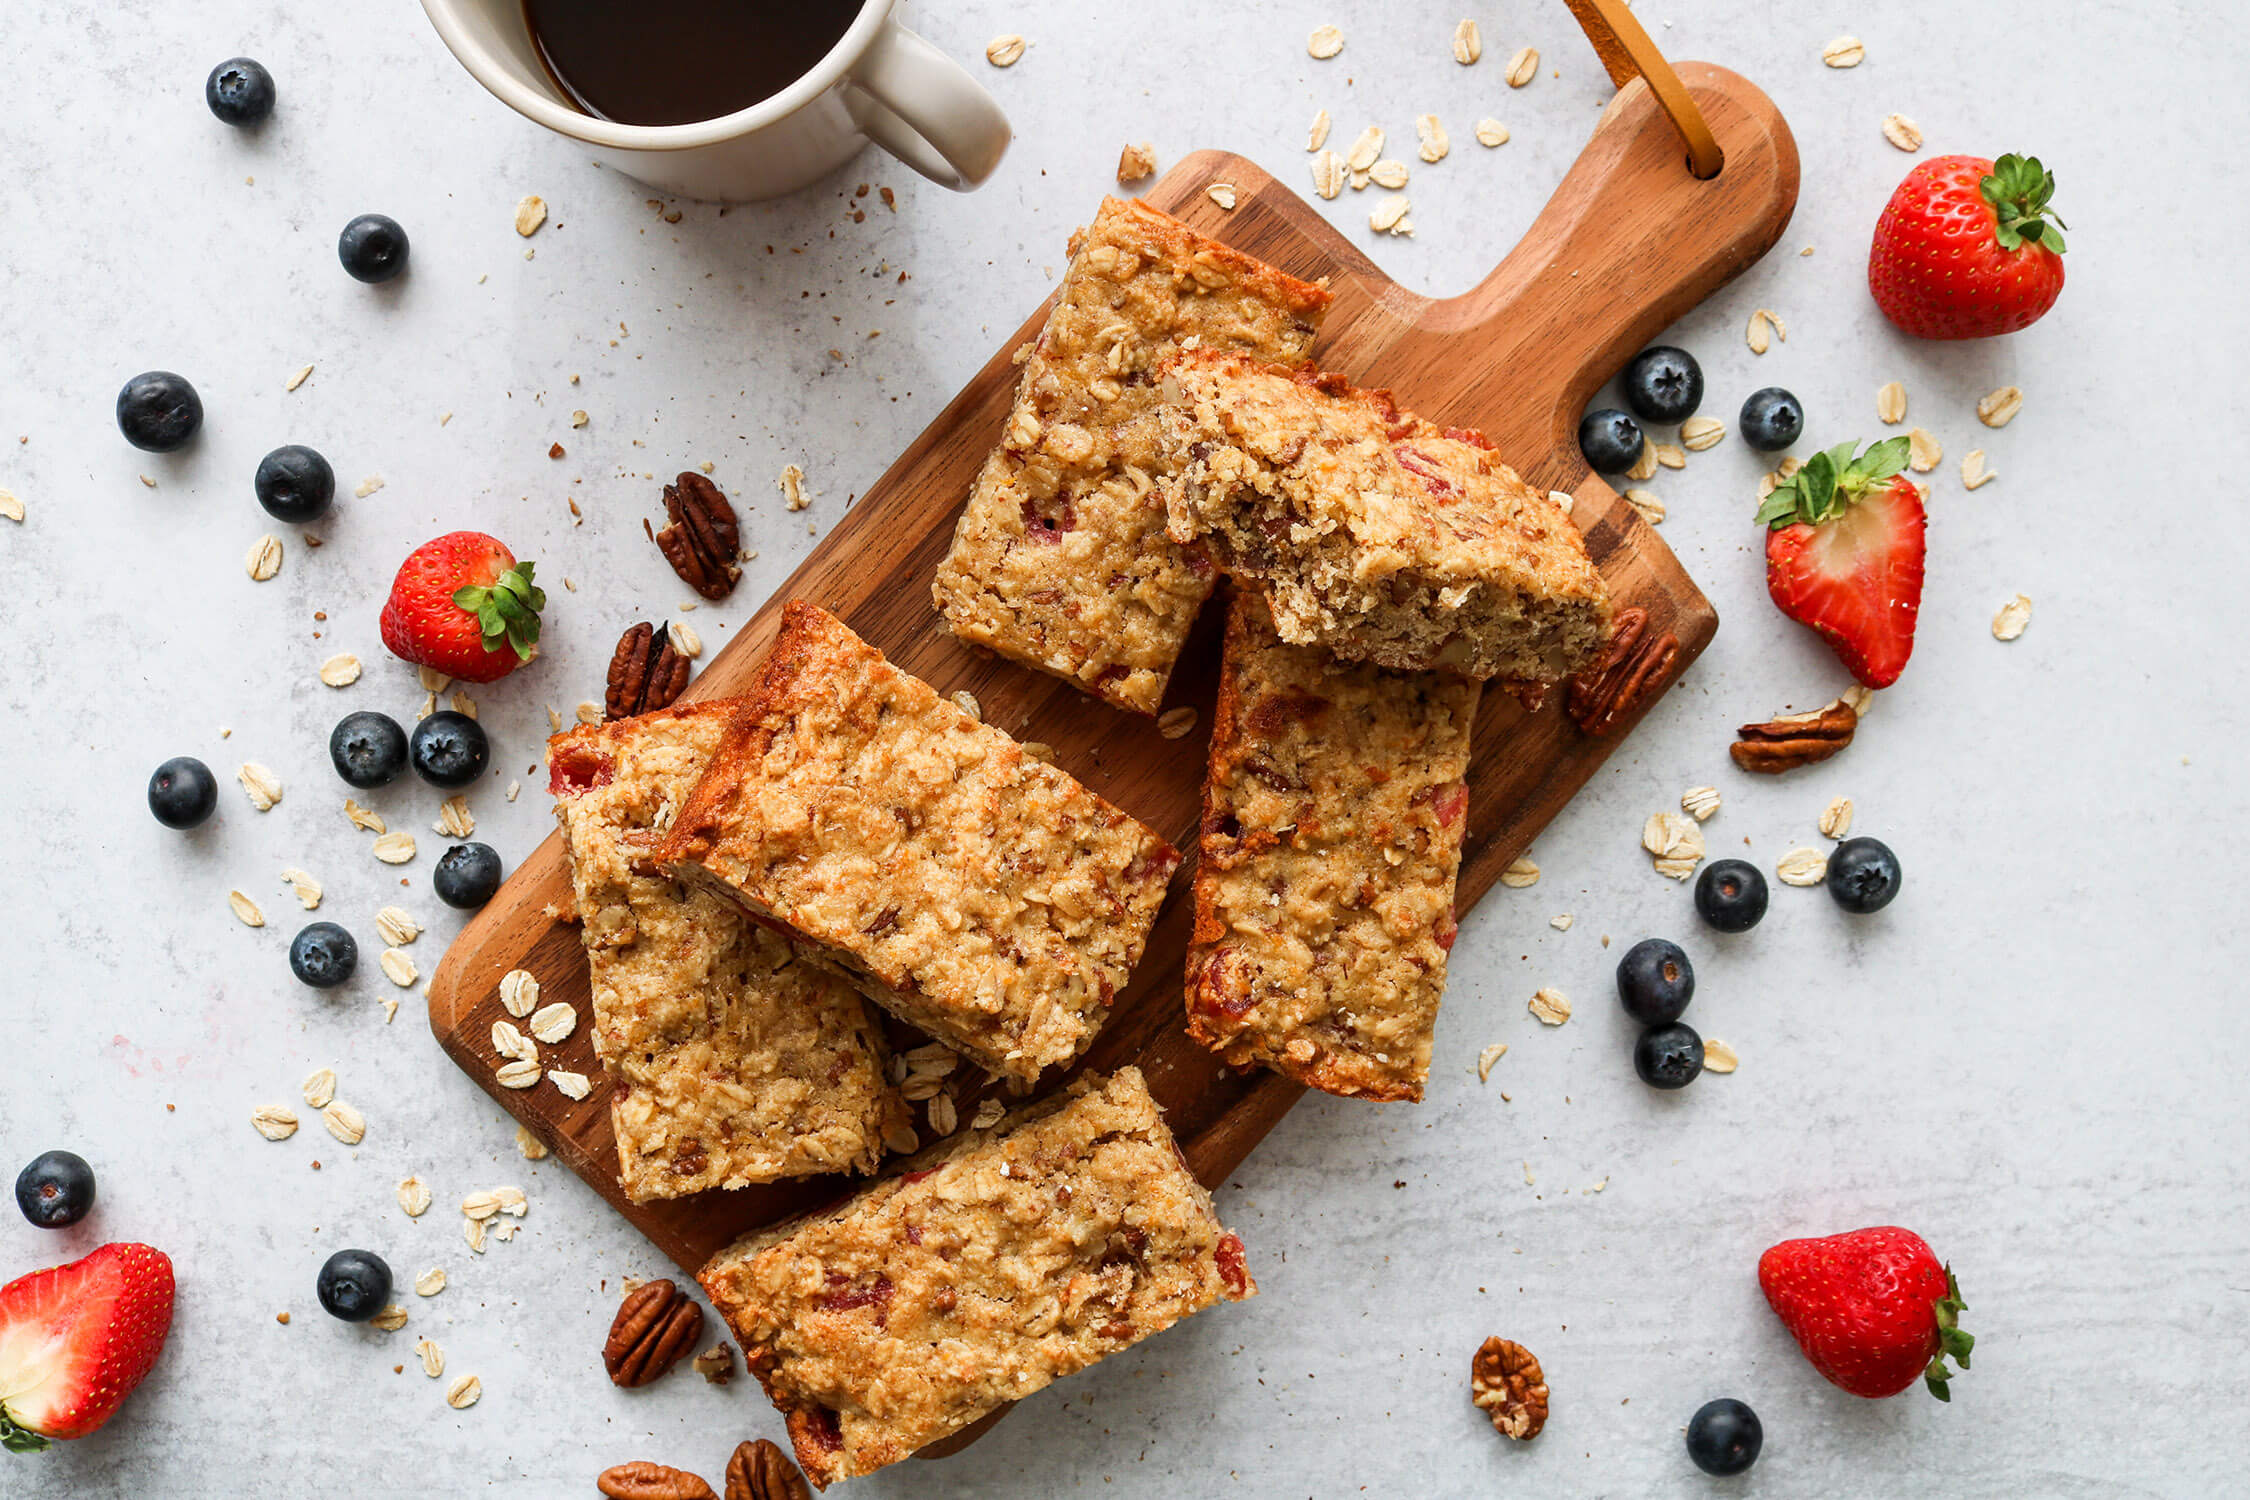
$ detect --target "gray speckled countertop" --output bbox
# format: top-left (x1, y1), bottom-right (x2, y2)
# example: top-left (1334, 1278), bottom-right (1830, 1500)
top-left (3, 1), bottom-right (2245, 1495)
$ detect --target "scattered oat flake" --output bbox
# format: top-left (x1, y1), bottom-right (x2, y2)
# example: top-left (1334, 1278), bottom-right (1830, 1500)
top-left (322, 1101), bottom-right (366, 1146)
top-left (1680, 415), bottom-right (1725, 451)
top-left (549, 1069), bottom-right (591, 1101)
top-left (1370, 195), bottom-right (1412, 234)
top-left (1819, 796), bottom-right (1855, 840)
top-left (1876, 381), bottom-right (1908, 424)
top-left (1882, 114), bottom-right (1923, 152)
top-left (1500, 856), bottom-right (1539, 889)
top-left (779, 462), bottom-right (808, 511)
top-left (1207, 183), bottom-right (1238, 211)
top-left (496, 1059), bottom-right (542, 1090)
top-left (1307, 23), bottom-right (1345, 59)
top-left (1992, 594), bottom-right (2033, 641)
top-left (381, 998), bottom-right (398, 1024)
top-left (515, 1124), bottom-right (548, 1160)
top-left (0, 488), bottom-right (20, 523)
top-left (1653, 442), bottom-right (1686, 470)
top-left (1528, 988), bottom-right (1572, 1026)
top-left (505, 779), bottom-right (520, 803)
top-left (498, 970), bottom-right (540, 1019)
top-left (445, 1374), bottom-right (481, 1410)
top-left (1474, 118), bottom-right (1509, 148)
top-left (972, 1097), bottom-right (1007, 1130)
top-left (1977, 386), bottom-right (2023, 427)
top-left (1310, 150), bottom-right (1345, 200)
top-left (1548, 490), bottom-right (1574, 516)
top-left (462, 1190), bottom-right (502, 1222)
top-left (371, 831), bottom-right (417, 865)
top-left (1643, 811), bottom-right (1705, 880)
top-left (417, 1338), bottom-right (445, 1378)
top-left (1116, 141), bottom-right (1156, 182)
top-left (1623, 489), bottom-right (1665, 526)
top-left (237, 763), bottom-right (284, 811)
top-left (245, 534), bottom-right (284, 581)
top-left (1346, 126), bottom-right (1383, 173)
top-left (513, 194), bottom-right (547, 236)
top-left (434, 795), bottom-right (474, 839)
top-left (379, 948), bottom-right (418, 988)
top-left (575, 701), bottom-right (602, 725)
top-left (1702, 1039), bottom-right (1740, 1073)
top-left (1746, 307), bottom-right (1785, 355)
top-left (1157, 706), bottom-right (1198, 740)
top-left (545, 705), bottom-right (564, 734)
top-left (496, 1185), bottom-right (528, 1217)
top-left (1681, 785), bottom-right (1721, 822)
top-left (353, 475), bottom-right (383, 498)
top-left (251, 1105), bottom-right (299, 1141)
top-left (1305, 110), bottom-right (1333, 154)
top-left (302, 1068), bottom-right (337, 1109)
top-left (529, 1002), bottom-right (578, 1044)
top-left (448, 689), bottom-right (477, 720)
top-left (1505, 46), bottom-right (1539, 87)
top-left (1415, 115), bottom-right (1449, 164)
top-left (1453, 18), bottom-right (1482, 64)
top-left (1550, 913), bottom-right (1573, 931)
top-left (347, 797), bottom-right (386, 832)
top-left (375, 907), bottom-right (420, 946)
top-left (984, 33), bottom-right (1025, 66)
top-left (286, 364), bottom-right (314, 392)
top-left (491, 1020), bottom-right (534, 1063)
top-left (228, 890), bottom-right (266, 928)
top-left (464, 1216), bottom-right (487, 1254)
top-left (1961, 449), bottom-right (1996, 489)
top-left (1369, 159), bottom-right (1410, 190)
top-left (397, 1176), bottom-right (433, 1217)
top-left (1908, 427), bottom-right (1942, 473)
top-left (1777, 847), bottom-right (1829, 886)
top-left (370, 1304), bottom-right (409, 1332)
top-left (1523, 1161), bottom-right (1536, 1186)
top-left (1822, 36), bottom-right (1865, 67)
top-left (1626, 439), bottom-right (1658, 482)
top-left (1477, 1043), bottom-right (1508, 1082)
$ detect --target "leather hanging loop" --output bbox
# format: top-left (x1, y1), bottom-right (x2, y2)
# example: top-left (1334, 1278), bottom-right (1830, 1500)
top-left (1562, 0), bottom-right (1725, 179)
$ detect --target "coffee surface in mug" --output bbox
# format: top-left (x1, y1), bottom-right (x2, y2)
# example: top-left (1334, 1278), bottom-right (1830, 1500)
top-left (524, 0), bottom-right (861, 127)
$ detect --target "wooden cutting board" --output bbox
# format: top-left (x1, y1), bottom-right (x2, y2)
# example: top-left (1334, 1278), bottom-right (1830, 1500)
top-left (428, 63), bottom-right (1796, 1280)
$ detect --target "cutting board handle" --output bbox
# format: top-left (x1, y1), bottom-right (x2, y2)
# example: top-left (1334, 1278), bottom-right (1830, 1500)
top-left (1432, 60), bottom-right (1798, 487)
top-left (1564, 0), bottom-right (1725, 178)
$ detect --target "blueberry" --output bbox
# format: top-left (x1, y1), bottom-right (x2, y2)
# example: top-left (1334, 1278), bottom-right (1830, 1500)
top-left (1577, 408), bottom-right (1644, 475)
top-left (1622, 346), bottom-right (1704, 425)
top-left (116, 371), bottom-right (203, 452)
top-left (254, 445), bottom-right (335, 523)
top-left (434, 843), bottom-right (504, 910)
top-left (317, 1249), bottom-right (393, 1323)
top-left (148, 756), bottom-right (219, 829)
top-left (15, 1151), bottom-right (96, 1229)
top-left (1686, 1398), bottom-right (1762, 1476)
top-left (328, 711), bottom-right (409, 789)
top-left (1739, 387), bottom-right (1804, 452)
top-left (338, 214), bottom-right (409, 284)
top-left (410, 711), bottom-right (488, 789)
top-left (1694, 859), bottom-right (1768, 934)
top-left (205, 57), bottom-right (275, 125)
top-left (1634, 1022), bottom-right (1704, 1089)
top-left (1617, 937), bottom-right (1694, 1024)
top-left (1827, 836), bottom-right (1901, 914)
top-left (290, 922), bottom-right (358, 988)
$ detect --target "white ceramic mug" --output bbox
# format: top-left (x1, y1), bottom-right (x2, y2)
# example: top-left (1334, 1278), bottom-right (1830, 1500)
top-left (419, 0), bottom-right (1011, 202)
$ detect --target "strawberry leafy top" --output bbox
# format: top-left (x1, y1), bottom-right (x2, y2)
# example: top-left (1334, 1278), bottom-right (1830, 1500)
top-left (1756, 437), bottom-right (1911, 529)
top-left (453, 561), bottom-right (545, 663)
top-left (1925, 1266), bottom-right (1974, 1401)
top-left (1982, 153), bottom-right (2066, 254)
top-left (2, 1410), bottom-right (49, 1453)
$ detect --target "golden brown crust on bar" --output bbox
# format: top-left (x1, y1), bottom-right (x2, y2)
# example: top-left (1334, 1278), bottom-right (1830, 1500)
top-left (655, 604), bottom-right (1180, 1082)
top-left (699, 1068), bottom-right (1252, 1487)
top-left (1184, 593), bottom-right (1480, 1101)
top-left (933, 197), bottom-right (1333, 713)
top-left (1159, 350), bottom-right (1612, 682)
top-left (548, 704), bottom-right (906, 1200)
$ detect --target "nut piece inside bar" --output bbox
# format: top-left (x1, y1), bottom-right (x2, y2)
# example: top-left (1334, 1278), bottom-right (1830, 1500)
top-left (1185, 591), bottom-right (1479, 1101)
top-left (1160, 350), bottom-right (1612, 683)
top-left (550, 703), bottom-right (907, 1199)
top-left (699, 1067), bottom-right (1252, 1487)
top-left (656, 603), bottom-right (1179, 1081)
top-left (932, 197), bottom-right (1333, 714)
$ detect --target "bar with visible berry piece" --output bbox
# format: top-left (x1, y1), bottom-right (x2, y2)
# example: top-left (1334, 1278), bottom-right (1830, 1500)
top-left (1183, 591), bottom-right (1480, 1101)
top-left (699, 1068), bottom-right (1252, 1487)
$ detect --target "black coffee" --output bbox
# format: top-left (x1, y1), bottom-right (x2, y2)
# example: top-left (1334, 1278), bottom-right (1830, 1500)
top-left (525, 0), bottom-right (861, 127)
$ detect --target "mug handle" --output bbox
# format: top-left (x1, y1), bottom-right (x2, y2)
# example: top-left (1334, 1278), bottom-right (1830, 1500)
top-left (845, 23), bottom-right (1011, 190)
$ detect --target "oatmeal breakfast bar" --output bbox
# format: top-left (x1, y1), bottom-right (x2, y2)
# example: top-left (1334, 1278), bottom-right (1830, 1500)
top-left (699, 1066), bottom-right (1252, 1487)
top-left (656, 603), bottom-right (1180, 1083)
top-left (1184, 591), bottom-right (1480, 1101)
top-left (549, 703), bottom-right (908, 1201)
top-left (1159, 349), bottom-right (1613, 683)
top-left (931, 196), bottom-right (1333, 714)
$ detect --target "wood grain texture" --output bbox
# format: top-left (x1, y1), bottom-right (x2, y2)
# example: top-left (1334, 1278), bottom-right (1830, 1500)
top-left (428, 64), bottom-right (1795, 1286)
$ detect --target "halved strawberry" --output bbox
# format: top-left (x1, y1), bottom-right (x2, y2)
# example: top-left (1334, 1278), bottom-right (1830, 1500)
top-left (378, 531), bottom-right (545, 685)
top-left (1758, 438), bottom-right (1924, 689)
top-left (1, 1243), bottom-right (175, 1452)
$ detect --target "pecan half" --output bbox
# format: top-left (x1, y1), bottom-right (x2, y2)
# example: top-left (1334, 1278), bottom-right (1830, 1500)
top-left (647, 472), bottom-right (742, 600)
top-left (1565, 606), bottom-right (1681, 737)
top-left (1730, 700), bottom-right (1857, 773)
top-left (604, 1278), bottom-right (705, 1387)
top-left (1470, 1336), bottom-right (1550, 1441)
top-left (725, 1439), bottom-right (812, 1500)
top-left (606, 621), bottom-right (692, 720)
top-left (597, 1461), bottom-right (717, 1500)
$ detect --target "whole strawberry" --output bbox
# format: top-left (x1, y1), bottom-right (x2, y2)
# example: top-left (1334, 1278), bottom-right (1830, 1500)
top-left (0, 1242), bottom-right (176, 1451)
top-left (1758, 437), bottom-right (1924, 688)
top-left (379, 531), bottom-right (545, 684)
top-left (1869, 152), bottom-right (2066, 339)
top-left (1759, 1226), bottom-right (1971, 1401)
